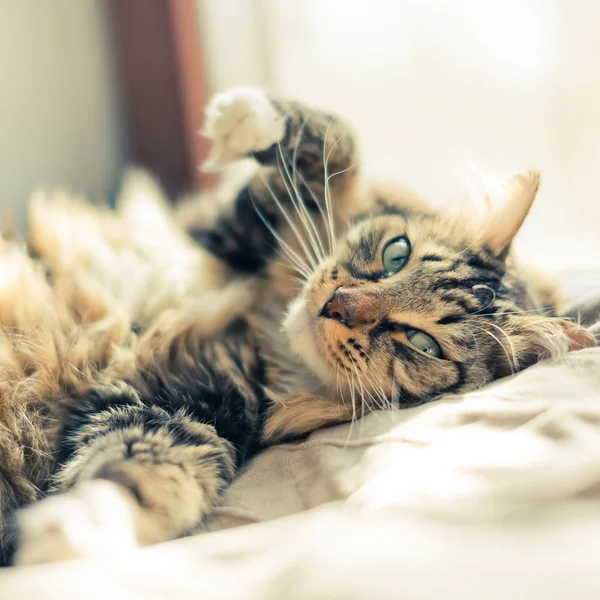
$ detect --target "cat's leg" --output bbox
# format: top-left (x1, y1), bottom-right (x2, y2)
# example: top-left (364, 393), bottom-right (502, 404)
top-left (13, 383), bottom-right (237, 565)
top-left (190, 88), bottom-right (361, 275)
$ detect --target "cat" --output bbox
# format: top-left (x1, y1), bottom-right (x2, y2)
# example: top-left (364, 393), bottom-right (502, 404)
top-left (0, 87), bottom-right (594, 566)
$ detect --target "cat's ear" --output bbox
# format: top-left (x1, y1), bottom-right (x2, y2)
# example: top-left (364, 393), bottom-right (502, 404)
top-left (495, 315), bottom-right (596, 378)
top-left (479, 170), bottom-right (541, 257)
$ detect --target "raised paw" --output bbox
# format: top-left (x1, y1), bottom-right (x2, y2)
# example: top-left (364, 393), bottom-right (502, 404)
top-left (203, 87), bottom-right (285, 171)
top-left (13, 480), bottom-right (138, 566)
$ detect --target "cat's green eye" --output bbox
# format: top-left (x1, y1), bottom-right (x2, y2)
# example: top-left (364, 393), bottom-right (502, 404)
top-left (407, 329), bottom-right (442, 358)
top-left (382, 236), bottom-right (410, 276)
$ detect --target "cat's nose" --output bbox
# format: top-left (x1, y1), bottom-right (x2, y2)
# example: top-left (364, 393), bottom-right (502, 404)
top-left (321, 289), bottom-right (351, 325)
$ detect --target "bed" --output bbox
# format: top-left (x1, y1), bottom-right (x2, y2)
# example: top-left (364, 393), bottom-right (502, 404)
top-left (2, 174), bottom-right (600, 598)
top-left (2, 285), bottom-right (600, 598)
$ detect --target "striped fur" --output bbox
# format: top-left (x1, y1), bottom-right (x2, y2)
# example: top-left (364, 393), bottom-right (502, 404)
top-left (1, 88), bottom-right (595, 565)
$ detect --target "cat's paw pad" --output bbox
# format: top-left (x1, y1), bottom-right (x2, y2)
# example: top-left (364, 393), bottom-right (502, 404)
top-left (14, 480), bottom-right (138, 566)
top-left (203, 88), bottom-right (285, 171)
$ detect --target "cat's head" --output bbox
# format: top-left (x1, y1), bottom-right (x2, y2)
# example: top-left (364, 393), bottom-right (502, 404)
top-left (284, 171), bottom-right (595, 406)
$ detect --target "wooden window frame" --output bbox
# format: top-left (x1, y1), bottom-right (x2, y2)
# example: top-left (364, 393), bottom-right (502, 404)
top-left (110, 0), bottom-right (213, 195)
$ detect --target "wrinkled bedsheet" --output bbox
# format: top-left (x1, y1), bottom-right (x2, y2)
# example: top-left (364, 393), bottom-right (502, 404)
top-left (2, 345), bottom-right (600, 599)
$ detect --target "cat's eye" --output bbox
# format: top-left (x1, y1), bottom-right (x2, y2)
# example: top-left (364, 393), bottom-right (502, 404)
top-left (382, 236), bottom-right (410, 276)
top-left (406, 329), bottom-right (442, 358)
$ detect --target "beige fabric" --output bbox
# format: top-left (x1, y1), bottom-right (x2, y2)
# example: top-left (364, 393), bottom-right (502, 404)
top-left (2, 348), bottom-right (600, 598)
top-left (211, 347), bottom-right (600, 527)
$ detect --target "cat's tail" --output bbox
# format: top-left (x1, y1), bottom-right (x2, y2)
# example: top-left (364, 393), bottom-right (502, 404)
top-left (0, 236), bottom-right (136, 563)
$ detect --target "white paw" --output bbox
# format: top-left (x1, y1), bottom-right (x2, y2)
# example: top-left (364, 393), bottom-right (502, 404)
top-left (14, 480), bottom-right (139, 566)
top-left (203, 87), bottom-right (285, 171)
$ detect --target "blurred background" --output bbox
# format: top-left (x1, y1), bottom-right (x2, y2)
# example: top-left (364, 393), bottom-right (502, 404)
top-left (2, 0), bottom-right (599, 276)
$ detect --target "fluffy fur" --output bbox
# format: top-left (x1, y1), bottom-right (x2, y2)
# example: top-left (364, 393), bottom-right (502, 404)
top-left (0, 88), bottom-right (594, 566)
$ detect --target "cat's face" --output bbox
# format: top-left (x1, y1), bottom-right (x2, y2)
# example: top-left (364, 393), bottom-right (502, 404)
top-left (284, 193), bottom-right (595, 408)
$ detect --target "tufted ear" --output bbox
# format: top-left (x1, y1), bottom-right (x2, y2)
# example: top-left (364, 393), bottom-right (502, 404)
top-left (496, 316), bottom-right (597, 378)
top-left (480, 170), bottom-right (541, 257)
top-left (560, 319), bottom-right (598, 352)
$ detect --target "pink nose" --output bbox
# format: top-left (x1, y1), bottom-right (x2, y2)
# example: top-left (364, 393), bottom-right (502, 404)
top-left (322, 290), bottom-right (350, 324)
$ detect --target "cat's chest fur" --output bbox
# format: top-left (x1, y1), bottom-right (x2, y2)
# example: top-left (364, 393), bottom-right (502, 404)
top-left (248, 291), bottom-right (322, 402)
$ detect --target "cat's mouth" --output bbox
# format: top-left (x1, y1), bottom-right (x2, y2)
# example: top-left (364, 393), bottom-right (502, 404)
top-left (283, 279), bottom-right (364, 386)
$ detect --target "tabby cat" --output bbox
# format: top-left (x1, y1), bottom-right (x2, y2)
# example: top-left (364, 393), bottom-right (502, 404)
top-left (0, 88), bottom-right (594, 566)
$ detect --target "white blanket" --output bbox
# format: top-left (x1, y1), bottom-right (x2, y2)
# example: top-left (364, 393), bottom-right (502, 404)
top-left (2, 347), bottom-right (600, 598)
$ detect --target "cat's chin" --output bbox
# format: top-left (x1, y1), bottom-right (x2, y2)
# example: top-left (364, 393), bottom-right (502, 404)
top-left (283, 296), bottom-right (335, 385)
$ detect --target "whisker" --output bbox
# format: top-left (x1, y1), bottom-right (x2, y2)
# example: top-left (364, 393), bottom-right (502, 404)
top-left (255, 169), bottom-right (317, 272)
top-left (254, 211), bottom-right (312, 279)
top-left (350, 355), bottom-right (392, 420)
top-left (391, 377), bottom-right (401, 409)
top-left (470, 324), bottom-right (517, 374)
top-left (348, 357), bottom-right (375, 412)
top-left (322, 121), bottom-right (339, 255)
top-left (251, 179), bottom-right (313, 278)
top-left (350, 356), bottom-right (386, 412)
top-left (290, 276), bottom-right (307, 286)
top-left (324, 161), bottom-right (355, 255)
top-left (288, 119), bottom-right (328, 262)
top-left (461, 329), bottom-right (481, 370)
top-left (476, 307), bottom-right (554, 317)
top-left (471, 284), bottom-right (496, 313)
top-left (344, 369), bottom-right (358, 445)
top-left (294, 169), bottom-right (334, 254)
top-left (335, 368), bottom-right (348, 415)
top-left (349, 347), bottom-right (393, 410)
top-left (484, 321), bottom-right (518, 369)
top-left (276, 144), bottom-right (326, 265)
top-left (268, 116), bottom-right (326, 267)
top-left (271, 258), bottom-right (309, 282)
top-left (366, 367), bottom-right (394, 410)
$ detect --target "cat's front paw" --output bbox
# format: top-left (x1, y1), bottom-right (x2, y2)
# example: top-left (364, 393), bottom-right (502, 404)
top-left (203, 88), bottom-right (285, 171)
top-left (13, 480), bottom-right (138, 566)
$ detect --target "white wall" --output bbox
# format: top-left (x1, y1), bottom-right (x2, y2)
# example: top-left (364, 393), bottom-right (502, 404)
top-left (0, 0), bottom-right (126, 227)
top-left (196, 0), bottom-right (268, 92)
top-left (199, 0), bottom-right (600, 273)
